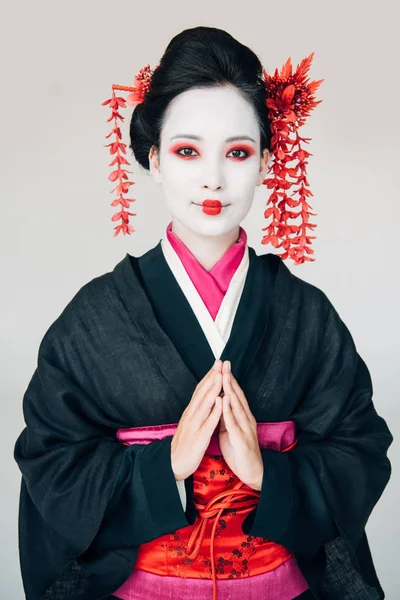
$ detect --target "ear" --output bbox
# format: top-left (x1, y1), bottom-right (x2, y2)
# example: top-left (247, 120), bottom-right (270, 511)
top-left (256, 149), bottom-right (270, 187)
top-left (148, 145), bottom-right (162, 184)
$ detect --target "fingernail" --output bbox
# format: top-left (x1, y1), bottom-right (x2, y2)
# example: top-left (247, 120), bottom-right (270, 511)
top-left (213, 359), bottom-right (219, 370)
top-left (227, 361), bottom-right (231, 372)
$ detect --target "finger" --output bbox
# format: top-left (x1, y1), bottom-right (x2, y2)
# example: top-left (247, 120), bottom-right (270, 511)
top-left (186, 371), bottom-right (222, 421)
top-left (223, 395), bottom-right (242, 441)
top-left (190, 363), bottom-right (221, 404)
top-left (223, 373), bottom-right (250, 431)
top-left (199, 360), bottom-right (222, 392)
top-left (199, 395), bottom-right (223, 439)
top-left (228, 373), bottom-right (256, 424)
top-left (219, 410), bottom-right (227, 434)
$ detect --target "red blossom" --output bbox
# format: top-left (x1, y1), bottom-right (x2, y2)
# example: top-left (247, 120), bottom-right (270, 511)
top-left (101, 64), bottom-right (158, 234)
top-left (108, 168), bottom-right (133, 183)
top-left (126, 65), bottom-right (154, 106)
top-left (262, 53), bottom-right (324, 264)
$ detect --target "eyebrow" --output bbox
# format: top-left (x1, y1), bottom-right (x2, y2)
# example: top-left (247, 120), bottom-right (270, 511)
top-left (169, 134), bottom-right (257, 143)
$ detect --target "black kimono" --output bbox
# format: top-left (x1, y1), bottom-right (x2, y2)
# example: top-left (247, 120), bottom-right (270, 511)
top-left (14, 242), bottom-right (393, 599)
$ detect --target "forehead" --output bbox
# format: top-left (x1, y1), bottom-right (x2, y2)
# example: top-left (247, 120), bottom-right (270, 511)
top-left (161, 85), bottom-right (260, 140)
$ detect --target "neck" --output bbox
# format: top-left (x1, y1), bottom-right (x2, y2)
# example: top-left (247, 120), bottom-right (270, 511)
top-left (171, 220), bottom-right (240, 271)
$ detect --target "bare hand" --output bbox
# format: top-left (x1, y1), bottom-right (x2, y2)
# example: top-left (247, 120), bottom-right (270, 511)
top-left (218, 361), bottom-right (264, 490)
top-left (171, 360), bottom-right (223, 481)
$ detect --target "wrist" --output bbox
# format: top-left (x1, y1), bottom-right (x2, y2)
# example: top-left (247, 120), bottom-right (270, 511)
top-left (248, 478), bottom-right (262, 491)
top-left (248, 465), bottom-right (264, 491)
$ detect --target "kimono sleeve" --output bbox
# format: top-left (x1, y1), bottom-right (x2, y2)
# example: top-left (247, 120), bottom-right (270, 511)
top-left (13, 317), bottom-right (195, 561)
top-left (241, 294), bottom-right (393, 555)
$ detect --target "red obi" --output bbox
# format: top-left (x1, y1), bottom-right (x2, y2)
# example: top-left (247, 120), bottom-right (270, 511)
top-left (114, 421), bottom-right (304, 600)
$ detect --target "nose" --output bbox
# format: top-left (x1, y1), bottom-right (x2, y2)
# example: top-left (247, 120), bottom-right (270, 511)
top-left (202, 159), bottom-right (225, 192)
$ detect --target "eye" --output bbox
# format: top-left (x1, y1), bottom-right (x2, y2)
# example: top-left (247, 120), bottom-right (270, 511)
top-left (227, 148), bottom-right (249, 159)
top-left (176, 147), bottom-right (198, 157)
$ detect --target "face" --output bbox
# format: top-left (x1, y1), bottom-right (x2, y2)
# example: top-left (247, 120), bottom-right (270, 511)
top-left (148, 85), bottom-right (270, 238)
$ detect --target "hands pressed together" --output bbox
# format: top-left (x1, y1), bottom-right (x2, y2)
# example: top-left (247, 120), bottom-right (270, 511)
top-left (171, 358), bottom-right (264, 491)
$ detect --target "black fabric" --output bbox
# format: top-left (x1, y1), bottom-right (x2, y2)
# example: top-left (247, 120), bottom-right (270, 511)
top-left (136, 243), bottom-right (338, 547)
top-left (134, 243), bottom-right (278, 383)
top-left (296, 592), bottom-right (316, 600)
top-left (14, 242), bottom-right (393, 600)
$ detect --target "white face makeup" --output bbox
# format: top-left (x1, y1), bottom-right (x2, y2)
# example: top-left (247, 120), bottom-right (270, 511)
top-left (148, 85), bottom-right (270, 239)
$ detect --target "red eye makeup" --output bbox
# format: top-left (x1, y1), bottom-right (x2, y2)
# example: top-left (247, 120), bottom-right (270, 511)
top-left (227, 145), bottom-right (256, 160)
top-left (169, 143), bottom-right (256, 160)
top-left (170, 145), bottom-right (200, 158)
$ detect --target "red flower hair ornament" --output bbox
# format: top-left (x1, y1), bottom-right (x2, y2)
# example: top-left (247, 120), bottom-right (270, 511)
top-left (101, 56), bottom-right (324, 265)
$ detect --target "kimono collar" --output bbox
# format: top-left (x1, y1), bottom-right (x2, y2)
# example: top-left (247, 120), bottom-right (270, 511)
top-left (165, 221), bottom-right (248, 320)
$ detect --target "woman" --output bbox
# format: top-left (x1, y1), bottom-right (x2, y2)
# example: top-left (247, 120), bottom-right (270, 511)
top-left (14, 26), bottom-right (393, 600)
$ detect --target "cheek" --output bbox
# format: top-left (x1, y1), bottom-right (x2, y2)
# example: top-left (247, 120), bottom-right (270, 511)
top-left (227, 157), bottom-right (260, 184)
top-left (229, 169), bottom-right (260, 195)
top-left (161, 154), bottom-right (195, 185)
top-left (160, 164), bottom-right (192, 207)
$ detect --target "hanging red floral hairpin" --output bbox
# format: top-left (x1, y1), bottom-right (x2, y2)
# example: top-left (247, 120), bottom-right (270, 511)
top-left (262, 53), bottom-right (324, 265)
top-left (101, 64), bottom-right (158, 236)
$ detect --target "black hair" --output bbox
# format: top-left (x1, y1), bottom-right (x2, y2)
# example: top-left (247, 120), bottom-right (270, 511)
top-left (129, 26), bottom-right (272, 170)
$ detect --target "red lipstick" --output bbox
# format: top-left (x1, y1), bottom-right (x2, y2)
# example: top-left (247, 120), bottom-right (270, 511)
top-left (201, 199), bottom-right (222, 216)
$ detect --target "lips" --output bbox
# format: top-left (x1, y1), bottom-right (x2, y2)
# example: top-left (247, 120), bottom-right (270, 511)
top-left (192, 200), bottom-right (229, 207)
top-left (202, 199), bottom-right (222, 207)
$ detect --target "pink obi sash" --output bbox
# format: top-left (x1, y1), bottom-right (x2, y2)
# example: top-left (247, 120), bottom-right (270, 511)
top-left (112, 421), bottom-right (309, 600)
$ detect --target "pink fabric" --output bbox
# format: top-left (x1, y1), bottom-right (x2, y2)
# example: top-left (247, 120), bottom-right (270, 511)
top-left (112, 555), bottom-right (309, 600)
top-left (116, 420), bottom-right (297, 454)
top-left (166, 221), bottom-right (247, 320)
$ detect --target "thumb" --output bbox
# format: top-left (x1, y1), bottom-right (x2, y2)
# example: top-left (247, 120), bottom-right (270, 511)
top-left (219, 409), bottom-right (227, 434)
top-left (201, 396), bottom-right (222, 439)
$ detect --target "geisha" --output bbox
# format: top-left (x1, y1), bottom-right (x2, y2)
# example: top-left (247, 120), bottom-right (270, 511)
top-left (14, 25), bottom-right (393, 600)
